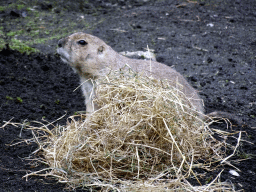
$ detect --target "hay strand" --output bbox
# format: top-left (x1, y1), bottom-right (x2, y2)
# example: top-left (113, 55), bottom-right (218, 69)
top-left (19, 66), bottom-right (239, 191)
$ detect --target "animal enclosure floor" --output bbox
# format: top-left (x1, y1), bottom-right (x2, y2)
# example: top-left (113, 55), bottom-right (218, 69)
top-left (0, 0), bottom-right (255, 191)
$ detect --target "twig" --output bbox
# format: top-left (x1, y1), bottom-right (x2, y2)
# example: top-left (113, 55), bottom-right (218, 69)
top-left (221, 132), bottom-right (242, 164)
top-left (136, 146), bottom-right (140, 179)
top-left (0, 117), bottom-right (15, 129)
top-left (204, 169), bottom-right (224, 190)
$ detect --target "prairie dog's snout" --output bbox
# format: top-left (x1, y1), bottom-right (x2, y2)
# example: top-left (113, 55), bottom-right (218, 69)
top-left (58, 38), bottom-right (67, 48)
top-left (57, 40), bottom-right (70, 65)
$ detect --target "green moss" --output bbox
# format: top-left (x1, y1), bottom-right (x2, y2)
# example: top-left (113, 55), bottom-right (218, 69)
top-left (31, 38), bottom-right (46, 44)
top-left (55, 99), bottom-right (60, 105)
top-left (0, 3), bottom-right (24, 11)
top-left (17, 4), bottom-right (25, 10)
top-left (16, 97), bottom-right (23, 103)
top-left (237, 151), bottom-right (254, 159)
top-left (0, 6), bottom-right (5, 11)
top-left (7, 31), bottom-right (17, 37)
top-left (1, 4), bottom-right (12, 10)
top-left (32, 30), bottom-right (40, 37)
top-left (0, 3), bottom-right (92, 54)
top-left (10, 38), bottom-right (39, 54)
top-left (7, 30), bottom-right (25, 37)
top-left (0, 38), bottom-right (5, 50)
top-left (30, 34), bottom-right (68, 45)
top-left (6, 96), bottom-right (14, 100)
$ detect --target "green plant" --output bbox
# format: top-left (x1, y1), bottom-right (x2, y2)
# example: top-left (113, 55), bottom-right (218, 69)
top-left (0, 38), bottom-right (5, 49)
top-left (10, 38), bottom-right (39, 54)
top-left (55, 99), bottom-right (60, 105)
top-left (205, 175), bottom-right (213, 184)
top-left (16, 97), bottom-right (23, 103)
top-left (239, 152), bottom-right (253, 159)
top-left (40, 104), bottom-right (45, 108)
top-left (17, 4), bottom-right (25, 10)
top-left (6, 96), bottom-right (14, 100)
top-left (0, 6), bottom-right (6, 11)
top-left (7, 31), bottom-right (17, 37)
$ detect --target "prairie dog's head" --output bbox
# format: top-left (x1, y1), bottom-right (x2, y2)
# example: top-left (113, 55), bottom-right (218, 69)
top-left (57, 32), bottom-right (112, 77)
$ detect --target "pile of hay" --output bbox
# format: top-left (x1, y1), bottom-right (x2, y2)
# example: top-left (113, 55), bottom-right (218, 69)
top-left (24, 66), bottom-right (236, 191)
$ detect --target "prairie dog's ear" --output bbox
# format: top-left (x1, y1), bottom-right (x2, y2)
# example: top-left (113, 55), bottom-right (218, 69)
top-left (97, 45), bottom-right (105, 55)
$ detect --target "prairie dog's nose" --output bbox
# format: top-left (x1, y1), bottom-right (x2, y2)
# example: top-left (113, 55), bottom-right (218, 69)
top-left (58, 38), bottom-right (66, 48)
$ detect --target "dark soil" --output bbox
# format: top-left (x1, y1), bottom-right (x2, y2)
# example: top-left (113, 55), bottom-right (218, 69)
top-left (0, 0), bottom-right (256, 191)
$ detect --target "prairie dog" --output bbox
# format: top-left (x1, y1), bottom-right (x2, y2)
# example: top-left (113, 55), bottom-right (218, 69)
top-left (57, 32), bottom-right (204, 115)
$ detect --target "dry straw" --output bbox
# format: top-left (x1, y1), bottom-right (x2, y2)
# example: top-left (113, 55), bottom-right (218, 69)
top-left (22, 66), bottom-right (238, 191)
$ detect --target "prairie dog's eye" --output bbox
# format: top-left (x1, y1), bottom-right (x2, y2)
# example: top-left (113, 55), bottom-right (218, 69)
top-left (77, 40), bottom-right (87, 45)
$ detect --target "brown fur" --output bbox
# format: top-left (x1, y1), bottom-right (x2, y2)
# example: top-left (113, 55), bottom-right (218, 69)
top-left (57, 32), bottom-right (204, 114)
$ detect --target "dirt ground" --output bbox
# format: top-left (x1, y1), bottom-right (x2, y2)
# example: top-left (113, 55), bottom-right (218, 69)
top-left (0, 0), bottom-right (255, 191)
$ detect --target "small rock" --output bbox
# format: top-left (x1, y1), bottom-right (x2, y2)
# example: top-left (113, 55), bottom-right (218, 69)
top-left (10, 10), bottom-right (20, 17)
top-left (206, 23), bottom-right (214, 27)
top-left (170, 31), bottom-right (176, 37)
top-left (40, 3), bottom-right (53, 10)
top-left (229, 170), bottom-right (240, 177)
top-left (202, 32), bottom-right (208, 37)
top-left (188, 76), bottom-right (198, 82)
top-left (156, 55), bottom-right (165, 63)
top-left (207, 57), bottom-right (213, 63)
top-left (21, 11), bottom-right (27, 17)
top-left (229, 18), bottom-right (235, 23)
top-left (235, 0), bottom-right (241, 4)
top-left (54, 8), bottom-right (61, 13)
